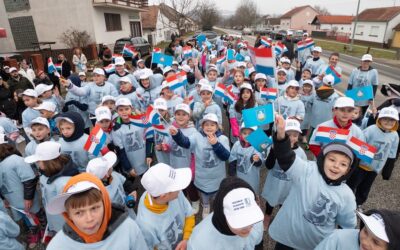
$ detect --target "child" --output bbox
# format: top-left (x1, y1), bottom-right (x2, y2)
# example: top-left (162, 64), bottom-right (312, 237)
top-left (309, 74), bottom-right (339, 132)
top-left (117, 76), bottom-right (141, 112)
top-left (254, 73), bottom-right (275, 106)
top-left (347, 107), bottom-right (399, 209)
top-left (351, 106), bottom-right (363, 127)
top-left (0, 208), bottom-right (24, 250)
top-left (137, 163), bottom-right (195, 249)
top-left (21, 89), bottom-right (40, 138)
top-left (229, 83), bottom-right (256, 142)
top-left (111, 98), bottom-right (152, 177)
top-left (0, 142), bottom-right (45, 248)
top-left (151, 98), bottom-right (171, 165)
top-left (94, 106), bottom-right (113, 147)
top-left (274, 80), bottom-right (305, 121)
top-left (304, 46), bottom-right (325, 78)
top-left (315, 209), bottom-right (400, 250)
top-left (46, 173), bottom-right (148, 249)
top-left (34, 101), bottom-right (60, 136)
top-left (170, 113), bottom-right (230, 218)
top-left (268, 115), bottom-right (357, 249)
top-left (25, 141), bottom-right (79, 239)
top-left (276, 68), bottom-right (288, 96)
top-left (101, 95), bottom-right (116, 112)
top-left (229, 124), bottom-right (263, 194)
top-left (187, 177), bottom-right (264, 249)
top-left (159, 82), bottom-right (183, 116)
top-left (192, 84), bottom-right (222, 128)
top-left (261, 119), bottom-right (307, 230)
top-left (108, 57), bottom-right (138, 91)
top-left (295, 67), bottom-right (312, 86)
top-left (280, 57), bottom-right (295, 81)
top-left (61, 68), bottom-right (118, 123)
top-left (309, 96), bottom-right (364, 157)
top-left (35, 83), bottom-right (64, 113)
top-left (136, 71), bottom-right (163, 110)
top-left (229, 69), bottom-right (245, 96)
top-left (300, 79), bottom-right (315, 145)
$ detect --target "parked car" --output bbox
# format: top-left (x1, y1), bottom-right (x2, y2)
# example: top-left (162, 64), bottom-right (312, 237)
top-left (293, 30), bottom-right (305, 43)
top-left (271, 29), bottom-right (287, 40)
top-left (113, 37), bottom-right (151, 58)
top-left (189, 30), bottom-right (219, 44)
top-left (242, 28), bottom-right (253, 35)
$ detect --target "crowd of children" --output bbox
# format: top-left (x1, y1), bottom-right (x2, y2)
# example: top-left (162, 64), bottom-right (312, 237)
top-left (0, 32), bottom-right (399, 250)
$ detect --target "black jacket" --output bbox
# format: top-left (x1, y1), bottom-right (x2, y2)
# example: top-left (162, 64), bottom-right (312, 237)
top-left (0, 85), bottom-right (17, 119)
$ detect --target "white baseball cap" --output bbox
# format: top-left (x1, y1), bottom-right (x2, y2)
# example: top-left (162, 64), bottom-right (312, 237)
top-left (334, 97), bottom-right (355, 108)
top-left (223, 188), bottom-right (264, 229)
top-left (35, 84), bottom-right (53, 96)
top-left (25, 141), bottom-right (61, 163)
top-left (175, 103), bottom-right (191, 114)
top-left (200, 84), bottom-right (214, 93)
top-left (302, 79), bottom-right (313, 87)
top-left (172, 60), bottom-right (179, 66)
top-left (119, 76), bottom-right (132, 84)
top-left (137, 59), bottom-right (145, 65)
top-left (201, 113), bottom-right (219, 125)
top-left (302, 67), bottom-right (312, 74)
top-left (140, 69), bottom-right (153, 80)
top-left (95, 106), bottom-right (112, 122)
top-left (115, 97), bottom-right (132, 107)
top-left (357, 211), bottom-right (389, 243)
top-left (46, 180), bottom-right (101, 214)
top-left (160, 81), bottom-right (170, 91)
top-left (86, 152), bottom-right (117, 179)
top-left (181, 65), bottom-right (191, 73)
top-left (114, 57), bottom-right (125, 66)
top-left (163, 66), bottom-right (175, 75)
top-left (277, 68), bottom-right (287, 75)
top-left (303, 32), bottom-right (309, 37)
top-left (9, 67), bottom-right (17, 72)
top-left (378, 107), bottom-right (399, 121)
top-left (101, 95), bottom-right (116, 104)
top-left (78, 72), bottom-right (86, 77)
top-left (34, 102), bottom-right (57, 112)
top-left (247, 67), bottom-right (256, 76)
top-left (287, 80), bottom-right (300, 88)
top-left (154, 98), bottom-right (168, 110)
top-left (141, 163), bottom-right (191, 197)
top-left (285, 118), bottom-right (301, 133)
top-left (29, 117), bottom-right (50, 128)
top-left (198, 78), bottom-right (210, 86)
top-left (237, 62), bottom-right (246, 68)
top-left (361, 54), bottom-right (373, 62)
top-left (323, 74), bottom-right (335, 86)
top-left (313, 46), bottom-right (322, 53)
top-left (280, 57), bottom-right (291, 64)
top-left (21, 89), bottom-right (38, 98)
top-left (93, 68), bottom-right (105, 76)
top-left (240, 82), bottom-right (253, 91)
top-left (240, 123), bottom-right (257, 131)
top-left (207, 67), bottom-right (218, 74)
top-left (255, 73), bottom-right (267, 81)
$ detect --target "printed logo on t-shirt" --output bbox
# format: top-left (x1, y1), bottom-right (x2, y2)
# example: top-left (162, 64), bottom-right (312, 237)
top-left (124, 131), bottom-right (144, 152)
top-left (171, 141), bottom-right (184, 158)
top-left (272, 168), bottom-right (290, 181)
top-left (303, 193), bottom-right (338, 226)
top-left (236, 153), bottom-right (249, 173)
top-left (371, 140), bottom-right (389, 161)
top-left (279, 105), bottom-right (292, 120)
top-left (158, 215), bottom-right (183, 250)
top-left (203, 148), bottom-right (218, 168)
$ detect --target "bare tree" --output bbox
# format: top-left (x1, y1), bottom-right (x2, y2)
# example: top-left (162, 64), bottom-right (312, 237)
top-left (59, 28), bottom-right (93, 48)
top-left (194, 0), bottom-right (220, 30)
top-left (313, 5), bottom-right (331, 15)
top-left (233, 0), bottom-right (258, 28)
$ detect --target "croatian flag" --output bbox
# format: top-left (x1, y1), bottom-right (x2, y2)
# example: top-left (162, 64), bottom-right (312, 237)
top-left (325, 66), bottom-right (342, 85)
top-left (55, 63), bottom-right (62, 72)
top-left (298, 38), bottom-right (315, 51)
top-left (347, 136), bottom-right (377, 164)
top-left (274, 42), bottom-right (288, 57)
top-left (129, 113), bottom-right (151, 128)
top-left (214, 83), bottom-right (227, 98)
top-left (216, 56), bottom-right (226, 65)
top-left (153, 47), bottom-right (162, 53)
top-left (183, 46), bottom-right (192, 58)
top-left (144, 127), bottom-right (155, 139)
top-left (112, 53), bottom-right (123, 60)
top-left (224, 85), bottom-right (237, 104)
top-left (123, 44), bottom-right (137, 57)
top-left (261, 87), bottom-right (278, 100)
top-left (260, 37), bottom-right (272, 47)
top-left (103, 64), bottom-right (115, 74)
top-left (314, 126), bottom-right (350, 144)
top-left (166, 71), bottom-right (187, 90)
top-left (254, 47), bottom-right (276, 77)
top-left (153, 124), bottom-right (169, 136)
top-left (345, 85), bottom-right (374, 102)
top-left (187, 95), bottom-right (195, 109)
top-left (145, 105), bottom-right (160, 125)
top-left (305, 38), bottom-right (315, 48)
top-left (83, 124), bottom-right (107, 156)
top-left (47, 58), bottom-right (60, 77)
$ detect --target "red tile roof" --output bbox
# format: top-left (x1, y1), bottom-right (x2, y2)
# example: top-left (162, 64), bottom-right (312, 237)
top-left (281, 5), bottom-right (316, 19)
top-left (314, 15), bottom-right (354, 24)
top-left (356, 6), bottom-right (400, 22)
top-left (142, 5), bottom-right (159, 29)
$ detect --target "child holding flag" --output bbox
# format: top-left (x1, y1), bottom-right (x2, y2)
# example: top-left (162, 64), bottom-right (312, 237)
top-left (192, 83), bottom-right (222, 128)
top-left (25, 141), bottom-right (79, 241)
top-left (299, 79), bottom-right (315, 145)
top-left (117, 76), bottom-right (141, 112)
top-left (268, 114), bottom-right (358, 249)
top-left (347, 107), bottom-right (399, 210)
top-left (151, 98), bottom-right (172, 165)
top-left (274, 80), bottom-right (305, 121)
top-left (159, 82), bottom-right (183, 116)
top-left (170, 113), bottom-right (230, 219)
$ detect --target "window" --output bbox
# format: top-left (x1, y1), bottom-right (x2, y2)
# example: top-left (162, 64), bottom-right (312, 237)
top-left (4, 0), bottom-right (30, 12)
top-left (104, 13), bottom-right (122, 31)
top-left (369, 26), bottom-right (379, 37)
top-left (355, 25), bottom-right (364, 35)
top-left (8, 16), bottom-right (38, 50)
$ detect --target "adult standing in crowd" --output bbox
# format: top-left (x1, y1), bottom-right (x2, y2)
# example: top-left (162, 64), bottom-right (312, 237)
top-left (18, 59), bottom-right (35, 85)
top-left (72, 48), bottom-right (87, 73)
top-left (283, 31), bottom-right (295, 61)
top-left (57, 54), bottom-right (71, 79)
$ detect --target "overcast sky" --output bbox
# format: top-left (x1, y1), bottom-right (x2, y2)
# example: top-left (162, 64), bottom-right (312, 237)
top-left (150, 0), bottom-right (400, 16)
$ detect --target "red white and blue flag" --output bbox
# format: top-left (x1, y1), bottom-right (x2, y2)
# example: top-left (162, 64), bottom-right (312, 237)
top-left (187, 95), bottom-right (195, 109)
top-left (260, 37), bottom-right (272, 48)
top-left (274, 42), bottom-right (288, 57)
top-left (216, 56), bottom-right (226, 65)
top-left (103, 64), bottom-right (115, 74)
top-left (297, 38), bottom-right (315, 51)
top-left (145, 105), bottom-right (160, 125)
top-left (254, 47), bottom-right (276, 77)
top-left (315, 126), bottom-right (350, 144)
top-left (347, 136), bottom-right (377, 164)
top-left (261, 87), bottom-right (278, 100)
top-left (10, 206), bottom-right (40, 227)
top-left (123, 44), bottom-right (137, 57)
top-left (183, 46), bottom-right (192, 58)
top-left (153, 124), bottom-right (169, 136)
top-left (54, 63), bottom-right (62, 72)
top-left (112, 53), bottom-right (123, 60)
top-left (305, 38), bottom-right (315, 48)
top-left (144, 127), bottom-right (155, 139)
top-left (84, 124), bottom-right (107, 156)
top-left (166, 71), bottom-right (187, 90)
top-left (214, 83), bottom-right (227, 98)
top-left (224, 85), bottom-right (237, 104)
top-left (47, 58), bottom-right (60, 77)
top-left (129, 113), bottom-right (151, 128)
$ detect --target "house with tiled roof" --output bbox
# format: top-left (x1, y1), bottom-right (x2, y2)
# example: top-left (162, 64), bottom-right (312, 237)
top-left (280, 5), bottom-right (319, 33)
top-left (351, 6), bottom-right (400, 46)
top-left (311, 15), bottom-right (353, 34)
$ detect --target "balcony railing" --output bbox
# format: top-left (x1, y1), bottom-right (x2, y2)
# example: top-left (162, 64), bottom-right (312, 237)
top-left (93, 0), bottom-right (148, 9)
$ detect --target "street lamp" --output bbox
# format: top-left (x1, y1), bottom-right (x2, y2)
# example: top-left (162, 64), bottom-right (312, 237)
top-left (349, 0), bottom-right (361, 51)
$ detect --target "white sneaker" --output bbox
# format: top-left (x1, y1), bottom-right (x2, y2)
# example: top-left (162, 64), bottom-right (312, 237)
top-left (202, 205), bottom-right (210, 219)
top-left (191, 200), bottom-right (200, 214)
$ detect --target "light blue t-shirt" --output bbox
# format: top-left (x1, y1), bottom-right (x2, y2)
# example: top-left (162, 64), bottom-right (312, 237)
top-left (300, 93), bottom-right (314, 130)
top-left (315, 229), bottom-right (359, 250)
top-left (65, 91), bottom-right (91, 129)
top-left (59, 135), bottom-right (94, 172)
top-left (167, 126), bottom-right (197, 169)
top-left (274, 96), bottom-right (305, 120)
top-left (0, 210), bottom-right (24, 250)
top-left (136, 191), bottom-right (193, 250)
top-left (22, 107), bottom-right (40, 129)
top-left (348, 67), bottom-right (379, 106)
top-left (310, 93), bottom-right (339, 128)
top-left (108, 73), bottom-right (139, 92)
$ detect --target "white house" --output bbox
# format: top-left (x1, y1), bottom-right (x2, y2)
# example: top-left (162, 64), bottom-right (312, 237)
top-left (0, 0), bottom-right (147, 53)
top-left (311, 15), bottom-right (353, 34)
top-left (351, 6), bottom-right (400, 45)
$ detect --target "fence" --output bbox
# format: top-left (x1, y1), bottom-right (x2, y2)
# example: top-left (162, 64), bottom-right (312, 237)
top-left (311, 31), bottom-right (350, 43)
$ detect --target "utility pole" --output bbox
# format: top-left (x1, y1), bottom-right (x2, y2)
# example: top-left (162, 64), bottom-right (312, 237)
top-left (349, 0), bottom-right (361, 52)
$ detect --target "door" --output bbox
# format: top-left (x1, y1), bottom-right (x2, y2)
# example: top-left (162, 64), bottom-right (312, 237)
top-left (147, 34), bottom-right (153, 46)
top-left (130, 21), bottom-right (142, 38)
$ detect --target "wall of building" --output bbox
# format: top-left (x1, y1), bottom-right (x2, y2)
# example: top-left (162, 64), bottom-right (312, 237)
top-left (351, 21), bottom-right (388, 43)
top-left (290, 7), bottom-right (319, 33)
top-left (320, 23), bottom-right (352, 33)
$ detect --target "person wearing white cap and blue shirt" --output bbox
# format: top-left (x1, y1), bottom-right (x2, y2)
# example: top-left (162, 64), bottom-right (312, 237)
top-left (192, 83), bottom-right (222, 129)
top-left (274, 80), bottom-right (305, 121)
top-left (136, 163), bottom-right (195, 250)
top-left (297, 32), bottom-right (314, 67)
top-left (348, 54), bottom-right (379, 113)
top-left (20, 88), bottom-right (41, 137)
top-left (132, 59), bottom-right (148, 80)
top-left (303, 46), bottom-right (325, 78)
top-left (108, 57), bottom-right (139, 92)
top-left (151, 97), bottom-right (172, 165)
top-left (315, 52), bottom-right (342, 88)
top-left (280, 57), bottom-right (295, 81)
top-left (187, 177), bottom-right (264, 250)
top-left (159, 81), bottom-right (183, 117)
top-left (117, 76), bottom-right (141, 112)
top-left (35, 83), bottom-right (64, 113)
top-left (136, 69), bottom-right (164, 110)
top-left (276, 67), bottom-right (289, 96)
top-left (61, 68), bottom-right (118, 124)
top-left (315, 209), bottom-right (400, 250)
